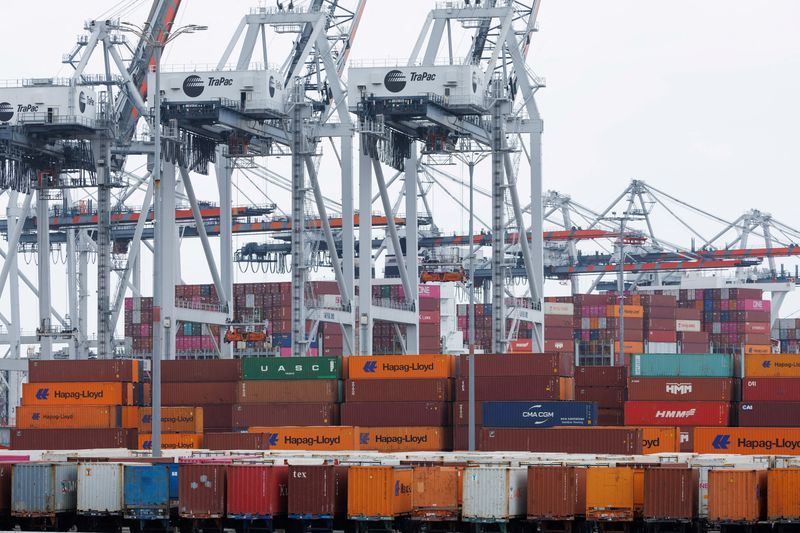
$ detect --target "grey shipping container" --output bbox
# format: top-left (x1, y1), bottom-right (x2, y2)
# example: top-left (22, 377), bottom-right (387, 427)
top-left (12, 463), bottom-right (78, 516)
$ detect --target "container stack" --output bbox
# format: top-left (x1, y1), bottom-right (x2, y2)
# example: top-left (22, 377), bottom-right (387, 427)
top-left (641, 294), bottom-right (678, 353)
top-left (625, 353), bottom-right (736, 451)
top-left (738, 353), bottom-right (800, 427)
top-left (675, 306), bottom-right (708, 353)
top-left (341, 354), bottom-right (453, 452)
top-left (452, 353), bottom-right (577, 450)
top-left (575, 366), bottom-right (627, 426)
top-left (12, 360), bottom-right (145, 449)
top-left (773, 318), bottom-right (800, 354)
top-left (543, 297), bottom-right (575, 355)
top-left (233, 356), bottom-right (342, 430)
top-left (573, 294), bottom-right (645, 365)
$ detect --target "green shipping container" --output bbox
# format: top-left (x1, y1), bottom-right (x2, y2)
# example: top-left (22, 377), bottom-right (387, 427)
top-left (630, 353), bottom-right (733, 378)
top-left (241, 356), bottom-right (342, 380)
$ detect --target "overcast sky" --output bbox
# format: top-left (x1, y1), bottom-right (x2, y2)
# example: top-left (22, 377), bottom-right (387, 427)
top-left (2, 0), bottom-right (800, 345)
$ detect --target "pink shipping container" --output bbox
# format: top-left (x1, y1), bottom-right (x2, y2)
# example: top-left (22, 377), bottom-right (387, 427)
top-left (227, 465), bottom-right (289, 518)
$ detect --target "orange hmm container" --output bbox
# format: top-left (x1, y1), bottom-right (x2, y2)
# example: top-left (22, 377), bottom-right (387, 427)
top-left (586, 467), bottom-right (635, 521)
top-left (21, 382), bottom-right (135, 406)
top-left (348, 466), bottom-right (413, 519)
top-left (768, 468), bottom-right (800, 520)
top-left (707, 469), bottom-right (766, 523)
top-left (15, 405), bottom-right (121, 429)
top-left (641, 427), bottom-right (681, 454)
top-left (347, 355), bottom-right (452, 380)
top-left (247, 426), bottom-right (355, 451)
top-left (357, 427), bottom-right (450, 452)
top-left (138, 433), bottom-right (203, 450)
top-left (411, 466), bottom-right (462, 520)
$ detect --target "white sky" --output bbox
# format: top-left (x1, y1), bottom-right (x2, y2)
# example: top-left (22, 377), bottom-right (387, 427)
top-left (2, 0), bottom-right (800, 347)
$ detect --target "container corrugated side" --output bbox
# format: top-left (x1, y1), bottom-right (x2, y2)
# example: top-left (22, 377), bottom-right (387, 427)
top-left (15, 405), bottom-right (121, 429)
top-left (28, 359), bottom-right (141, 383)
top-left (627, 378), bottom-right (737, 401)
top-left (227, 465), bottom-right (288, 518)
top-left (767, 469), bottom-right (800, 520)
top-left (707, 469), bottom-right (766, 523)
top-left (630, 354), bottom-right (733, 378)
top-left (179, 464), bottom-right (226, 519)
top-left (344, 379), bottom-right (453, 402)
top-left (247, 426), bottom-right (354, 451)
top-left (123, 464), bottom-right (170, 519)
top-left (241, 357), bottom-right (341, 380)
top-left (356, 427), bottom-right (450, 452)
top-left (527, 466), bottom-right (585, 520)
top-left (77, 463), bottom-right (125, 515)
top-left (288, 465), bottom-right (348, 518)
top-left (347, 466), bottom-right (413, 519)
top-left (411, 466), bottom-right (462, 519)
top-left (462, 467), bottom-right (527, 520)
top-left (162, 359), bottom-right (241, 382)
top-left (694, 427), bottom-right (800, 455)
top-left (744, 354), bottom-right (800, 377)
top-left (237, 380), bottom-right (340, 403)
top-left (10, 428), bottom-right (137, 450)
top-left (21, 382), bottom-right (135, 406)
top-left (480, 427), bottom-right (643, 454)
top-left (341, 402), bottom-right (450, 426)
top-left (482, 401), bottom-right (597, 427)
top-left (0, 464), bottom-right (11, 514)
top-left (348, 355), bottom-right (452, 380)
top-left (12, 463), bottom-right (78, 516)
top-left (585, 467), bottom-right (634, 521)
top-left (643, 467), bottom-right (698, 521)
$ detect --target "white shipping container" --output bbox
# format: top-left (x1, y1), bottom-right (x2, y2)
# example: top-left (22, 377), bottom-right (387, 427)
top-left (77, 463), bottom-right (126, 515)
top-left (646, 342), bottom-right (678, 353)
top-left (676, 319), bottom-right (701, 332)
top-left (348, 65), bottom-right (486, 110)
top-left (544, 302), bottom-right (574, 316)
top-left (462, 467), bottom-right (527, 520)
top-left (0, 84), bottom-right (98, 125)
top-left (150, 69), bottom-right (286, 116)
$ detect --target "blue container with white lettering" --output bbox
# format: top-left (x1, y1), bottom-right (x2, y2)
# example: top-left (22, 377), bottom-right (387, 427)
top-left (482, 401), bottom-right (598, 428)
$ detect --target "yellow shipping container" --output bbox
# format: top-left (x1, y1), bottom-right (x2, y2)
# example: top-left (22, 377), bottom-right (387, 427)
top-left (744, 354), bottom-right (800, 377)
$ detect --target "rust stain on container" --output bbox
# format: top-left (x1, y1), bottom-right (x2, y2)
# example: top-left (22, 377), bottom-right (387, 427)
top-left (411, 466), bottom-right (462, 520)
top-left (288, 465), bottom-right (348, 518)
top-left (707, 469), bottom-right (766, 523)
top-left (586, 467), bottom-right (635, 522)
top-left (643, 468), bottom-right (698, 521)
top-left (527, 466), bottom-right (586, 520)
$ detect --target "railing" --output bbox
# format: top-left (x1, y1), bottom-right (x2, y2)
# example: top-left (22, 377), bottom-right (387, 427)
top-left (154, 62), bottom-right (278, 73)
top-left (349, 57), bottom-right (472, 68)
top-left (17, 113), bottom-right (97, 128)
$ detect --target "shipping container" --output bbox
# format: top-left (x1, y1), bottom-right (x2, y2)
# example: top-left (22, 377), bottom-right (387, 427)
top-left (585, 467), bottom-right (634, 521)
top-left (707, 469), bottom-right (766, 523)
top-left (623, 402), bottom-right (730, 426)
top-left (241, 356), bottom-right (342, 380)
top-left (527, 466), bottom-right (586, 520)
top-left (742, 378), bottom-right (800, 401)
top-left (162, 359), bottom-right (241, 382)
top-left (126, 407), bottom-right (204, 434)
top-left (162, 383), bottom-right (237, 405)
top-left (348, 355), bottom-right (452, 380)
top-left (456, 376), bottom-right (574, 401)
top-left (462, 467), bottom-right (526, 521)
top-left (28, 360), bottom-right (141, 383)
top-left (77, 463), bottom-right (125, 515)
top-left (576, 387), bottom-right (626, 409)
top-left (694, 427), bottom-right (800, 455)
top-left (137, 434), bottom-right (203, 450)
top-left (641, 427), bottom-right (681, 454)
top-left (179, 464), bottom-right (226, 519)
top-left (204, 432), bottom-right (269, 451)
top-left (347, 466), bottom-right (413, 519)
top-left (456, 353), bottom-right (574, 377)
top-left (480, 427), bottom-right (643, 454)
top-left (343, 379), bottom-right (452, 402)
top-left (630, 354), bottom-right (733, 378)
top-left (737, 402), bottom-right (800, 427)
top-left (12, 463), bottom-right (77, 517)
top-left (482, 401), bottom-right (597, 428)
top-left (643, 467), bottom-right (698, 521)
top-left (123, 464), bottom-right (170, 520)
top-left (453, 402), bottom-right (483, 426)
top-left (227, 465), bottom-right (288, 518)
top-left (767, 468), bottom-right (800, 521)
top-left (743, 354), bottom-right (800, 377)
top-left (0, 464), bottom-right (10, 516)
top-left (247, 426), bottom-right (355, 451)
top-left (288, 465), bottom-right (348, 518)
top-left (233, 403), bottom-right (339, 428)
top-left (342, 402), bottom-right (450, 427)
top-left (627, 378), bottom-right (737, 402)
top-left (237, 380), bottom-right (340, 403)
top-left (10, 428), bottom-right (136, 450)
top-left (357, 427), bottom-right (450, 452)
top-left (575, 366), bottom-right (627, 387)
top-left (15, 405), bottom-right (121, 429)
top-left (197, 403), bottom-right (234, 432)
top-left (411, 466), bottom-right (462, 520)
top-left (21, 382), bottom-right (136, 406)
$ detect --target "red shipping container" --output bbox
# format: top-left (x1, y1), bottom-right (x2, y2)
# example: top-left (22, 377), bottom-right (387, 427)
top-left (575, 367), bottom-right (626, 387)
top-left (736, 402), bottom-right (800, 427)
top-left (681, 343), bottom-right (710, 353)
top-left (480, 427), bottom-right (643, 454)
top-left (162, 359), bottom-right (242, 383)
top-left (576, 387), bottom-right (626, 409)
top-left (644, 307), bottom-right (677, 320)
top-left (232, 403), bottom-right (339, 429)
top-left (162, 383), bottom-right (237, 406)
top-left (205, 432), bottom-right (270, 450)
top-left (288, 465), bottom-right (348, 517)
top-left (742, 378), bottom-right (800, 402)
top-left (227, 465), bottom-right (288, 518)
top-left (10, 428), bottom-right (137, 450)
top-left (623, 401), bottom-right (730, 426)
top-left (453, 401), bottom-right (484, 426)
top-left (677, 331), bottom-right (709, 343)
top-left (646, 330), bottom-right (677, 343)
top-left (456, 376), bottom-right (574, 401)
top-left (344, 379), bottom-right (452, 402)
top-left (419, 311), bottom-right (440, 324)
top-left (676, 308), bottom-right (702, 321)
top-left (180, 464), bottom-right (226, 518)
top-left (627, 378), bottom-right (737, 402)
top-left (640, 295), bottom-right (677, 307)
top-left (545, 340), bottom-right (575, 353)
top-left (645, 318), bottom-right (676, 331)
top-left (598, 409), bottom-right (624, 426)
top-left (341, 402), bottom-right (451, 426)
top-left (456, 353), bottom-right (574, 377)
top-left (547, 315), bottom-right (574, 328)
top-left (743, 322), bottom-right (769, 334)
top-left (28, 360), bottom-right (142, 383)
top-left (545, 327), bottom-right (574, 340)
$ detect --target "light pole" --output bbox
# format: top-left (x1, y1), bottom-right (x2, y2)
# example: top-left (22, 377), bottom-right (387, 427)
top-left (119, 21), bottom-right (206, 458)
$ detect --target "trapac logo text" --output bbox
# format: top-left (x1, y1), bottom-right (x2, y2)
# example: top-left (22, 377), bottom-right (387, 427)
top-left (17, 104), bottom-right (39, 113)
top-left (54, 389), bottom-right (104, 401)
top-left (665, 382), bottom-right (693, 395)
top-left (410, 72), bottom-right (436, 82)
top-left (655, 409), bottom-right (696, 418)
top-left (207, 76), bottom-right (234, 87)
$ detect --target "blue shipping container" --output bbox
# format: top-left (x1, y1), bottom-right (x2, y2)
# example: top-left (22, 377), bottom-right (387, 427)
top-left (168, 464), bottom-right (179, 502)
top-left (482, 401), bottom-right (598, 428)
top-left (123, 464), bottom-right (170, 520)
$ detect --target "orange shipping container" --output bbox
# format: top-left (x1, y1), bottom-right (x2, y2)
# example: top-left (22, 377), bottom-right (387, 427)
top-left (348, 466), bottom-right (413, 519)
top-left (348, 355), bottom-right (452, 380)
top-left (122, 407), bottom-right (204, 433)
top-left (586, 467), bottom-right (635, 521)
top-left (744, 345), bottom-right (771, 355)
top-left (694, 427), bottom-right (800, 455)
top-left (606, 305), bottom-right (644, 318)
top-left (767, 469), bottom-right (800, 521)
top-left (707, 469), bottom-right (766, 523)
top-left (21, 382), bottom-right (135, 406)
top-left (138, 433), bottom-right (203, 450)
top-left (15, 405), bottom-right (121, 429)
top-left (641, 427), bottom-right (681, 454)
top-left (411, 466), bottom-right (462, 519)
top-left (357, 427), bottom-right (450, 452)
top-left (248, 426), bottom-right (355, 451)
top-left (615, 341), bottom-right (645, 355)
top-left (744, 354), bottom-right (800, 377)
